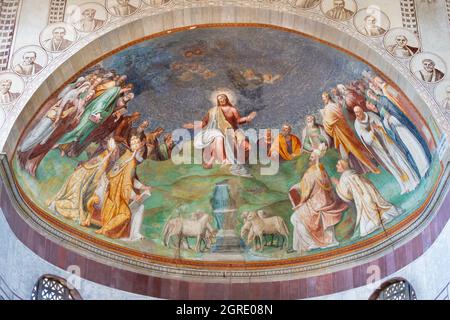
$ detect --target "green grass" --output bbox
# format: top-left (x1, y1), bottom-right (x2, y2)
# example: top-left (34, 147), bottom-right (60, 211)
top-left (12, 146), bottom-right (441, 260)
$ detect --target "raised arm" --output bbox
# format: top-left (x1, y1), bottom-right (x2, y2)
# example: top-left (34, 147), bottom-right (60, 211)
top-left (113, 119), bottom-right (129, 144)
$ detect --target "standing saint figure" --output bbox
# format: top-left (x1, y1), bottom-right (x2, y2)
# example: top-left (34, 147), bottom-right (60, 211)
top-left (113, 112), bottom-right (142, 148)
top-left (320, 92), bottom-right (380, 174)
top-left (301, 115), bottom-right (331, 153)
top-left (95, 135), bottom-right (151, 238)
top-left (370, 76), bottom-right (435, 150)
top-left (336, 83), bottom-right (369, 118)
top-left (333, 159), bottom-right (401, 237)
top-left (74, 8), bottom-right (105, 32)
top-left (159, 133), bottom-right (174, 161)
top-left (48, 138), bottom-right (117, 224)
top-left (184, 93), bottom-right (257, 170)
top-left (17, 81), bottom-right (93, 176)
top-left (145, 127), bottom-right (165, 160)
top-left (353, 107), bottom-right (420, 194)
top-left (68, 108), bottom-right (128, 158)
top-left (13, 51), bottom-right (43, 76)
top-left (366, 89), bottom-right (432, 178)
top-left (18, 82), bottom-right (92, 154)
top-left (289, 144), bottom-right (348, 253)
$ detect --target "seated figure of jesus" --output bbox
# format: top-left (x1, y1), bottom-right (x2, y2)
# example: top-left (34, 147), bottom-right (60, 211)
top-left (184, 94), bottom-right (257, 168)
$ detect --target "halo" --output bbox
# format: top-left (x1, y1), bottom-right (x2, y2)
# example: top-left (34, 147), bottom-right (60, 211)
top-left (209, 87), bottom-right (237, 106)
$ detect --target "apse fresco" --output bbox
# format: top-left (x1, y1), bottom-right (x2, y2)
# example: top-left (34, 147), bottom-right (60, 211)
top-left (13, 26), bottom-right (441, 262)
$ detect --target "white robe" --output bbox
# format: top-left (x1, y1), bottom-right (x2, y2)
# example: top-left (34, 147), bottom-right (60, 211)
top-left (336, 170), bottom-right (401, 237)
top-left (354, 112), bottom-right (420, 194)
top-left (360, 25), bottom-right (386, 37)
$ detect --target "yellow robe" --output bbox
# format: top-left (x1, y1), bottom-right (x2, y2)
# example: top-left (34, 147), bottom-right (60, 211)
top-left (322, 102), bottom-right (380, 174)
top-left (97, 150), bottom-right (137, 239)
top-left (270, 134), bottom-right (302, 160)
top-left (50, 150), bottom-right (111, 222)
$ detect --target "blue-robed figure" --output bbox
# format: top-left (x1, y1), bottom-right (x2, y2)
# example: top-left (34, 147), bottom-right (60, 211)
top-left (366, 89), bottom-right (432, 179)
